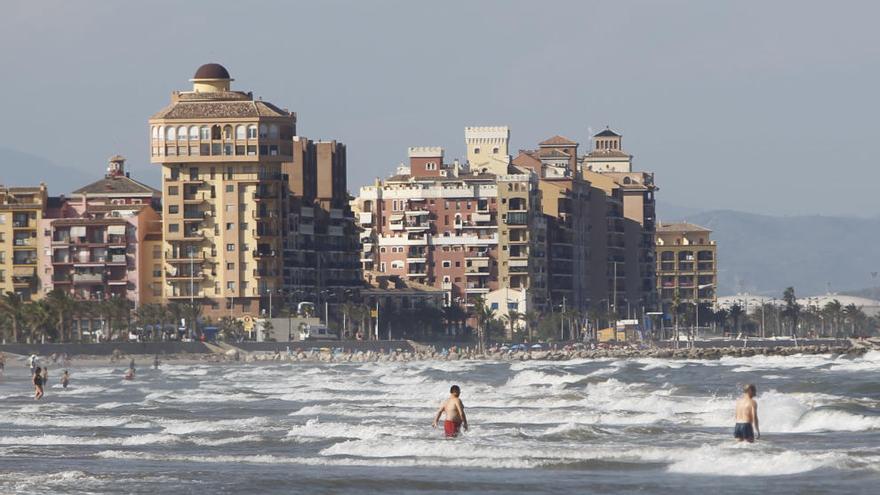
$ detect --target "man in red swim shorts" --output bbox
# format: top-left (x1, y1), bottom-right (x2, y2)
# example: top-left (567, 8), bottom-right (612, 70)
top-left (432, 385), bottom-right (468, 438)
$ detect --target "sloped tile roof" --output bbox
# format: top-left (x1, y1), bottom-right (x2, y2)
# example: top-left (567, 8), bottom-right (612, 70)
top-left (539, 135), bottom-right (578, 146)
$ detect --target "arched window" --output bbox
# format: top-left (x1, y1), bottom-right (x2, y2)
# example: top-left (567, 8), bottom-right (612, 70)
top-left (166, 126), bottom-right (176, 141)
top-left (151, 126), bottom-right (158, 140)
top-left (259, 124), bottom-right (268, 138)
top-left (623, 177), bottom-right (632, 184)
top-left (157, 126), bottom-right (165, 141)
top-left (492, 147), bottom-right (499, 154)
top-left (189, 126), bottom-right (199, 140)
top-left (177, 126), bottom-right (187, 141)
top-left (247, 125), bottom-right (258, 139)
top-left (235, 125), bottom-right (246, 140)
top-left (269, 124), bottom-right (279, 139)
top-left (199, 126), bottom-right (210, 140)
top-left (223, 125), bottom-right (233, 140)
top-left (211, 125), bottom-right (221, 140)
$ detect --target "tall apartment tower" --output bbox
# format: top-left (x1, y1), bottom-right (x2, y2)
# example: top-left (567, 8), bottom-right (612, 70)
top-left (582, 128), bottom-right (659, 317)
top-left (149, 64), bottom-right (294, 318)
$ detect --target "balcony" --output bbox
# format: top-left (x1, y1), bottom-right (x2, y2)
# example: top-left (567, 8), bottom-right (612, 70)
top-left (72, 273), bottom-right (104, 284)
top-left (472, 212), bottom-right (492, 223)
top-left (107, 254), bottom-right (127, 265)
top-left (166, 271), bottom-right (205, 280)
top-left (253, 249), bottom-right (276, 259)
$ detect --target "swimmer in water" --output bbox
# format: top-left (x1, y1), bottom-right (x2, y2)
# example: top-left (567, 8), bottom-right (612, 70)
top-left (41, 366), bottom-right (48, 387)
top-left (734, 383), bottom-right (760, 443)
top-left (432, 385), bottom-right (468, 438)
top-left (33, 366), bottom-right (44, 400)
top-left (61, 370), bottom-right (70, 389)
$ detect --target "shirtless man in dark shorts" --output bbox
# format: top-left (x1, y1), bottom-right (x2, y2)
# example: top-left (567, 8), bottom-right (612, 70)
top-left (432, 385), bottom-right (468, 438)
top-left (734, 384), bottom-right (760, 442)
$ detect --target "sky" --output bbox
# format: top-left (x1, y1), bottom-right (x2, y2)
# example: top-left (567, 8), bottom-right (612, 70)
top-left (1, 0), bottom-right (879, 217)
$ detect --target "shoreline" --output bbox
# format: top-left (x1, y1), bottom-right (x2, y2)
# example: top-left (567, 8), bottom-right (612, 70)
top-left (3, 341), bottom-right (871, 367)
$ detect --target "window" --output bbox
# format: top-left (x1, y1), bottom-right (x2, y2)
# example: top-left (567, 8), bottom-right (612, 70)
top-left (152, 264), bottom-right (162, 278)
top-left (168, 224), bottom-right (179, 233)
top-left (473, 147), bottom-right (480, 154)
top-left (152, 246), bottom-right (161, 259)
top-left (225, 184), bottom-right (234, 193)
top-left (226, 223), bottom-right (233, 231)
top-left (166, 127), bottom-right (176, 141)
top-left (259, 124), bottom-right (268, 138)
top-left (226, 262), bottom-right (234, 270)
top-left (168, 186), bottom-right (178, 196)
top-left (199, 126), bottom-right (210, 140)
top-left (455, 261), bottom-right (460, 267)
top-left (247, 125), bottom-right (257, 139)
top-left (177, 126), bottom-right (187, 141)
top-left (493, 147), bottom-right (499, 154)
top-left (380, 262), bottom-right (386, 272)
top-left (442, 261), bottom-right (451, 268)
top-left (188, 126), bottom-right (199, 140)
top-left (269, 124), bottom-right (279, 139)
top-left (490, 303), bottom-right (499, 310)
top-left (168, 205), bottom-right (179, 214)
top-left (226, 167), bottom-right (234, 180)
top-left (236, 125), bottom-right (246, 140)
top-left (226, 244), bottom-right (235, 252)
top-left (210, 167), bottom-right (216, 179)
top-left (227, 282), bottom-right (236, 290)
top-left (240, 223), bottom-right (248, 230)
top-left (151, 126), bottom-right (158, 140)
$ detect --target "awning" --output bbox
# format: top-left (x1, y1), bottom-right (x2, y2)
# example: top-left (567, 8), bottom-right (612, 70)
top-left (389, 214), bottom-right (404, 222)
top-left (70, 226), bottom-right (86, 237)
top-left (108, 225), bottom-right (126, 235)
top-left (13, 266), bottom-right (35, 277)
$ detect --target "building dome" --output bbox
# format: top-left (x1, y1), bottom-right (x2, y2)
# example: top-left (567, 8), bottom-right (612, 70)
top-left (193, 63), bottom-right (231, 80)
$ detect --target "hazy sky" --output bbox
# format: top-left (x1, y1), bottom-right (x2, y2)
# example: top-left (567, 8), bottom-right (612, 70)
top-left (1, 0), bottom-right (878, 217)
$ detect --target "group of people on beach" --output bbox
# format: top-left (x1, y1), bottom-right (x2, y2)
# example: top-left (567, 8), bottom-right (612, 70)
top-left (431, 383), bottom-right (760, 442)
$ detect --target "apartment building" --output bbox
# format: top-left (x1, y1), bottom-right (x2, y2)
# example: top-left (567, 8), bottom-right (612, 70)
top-left (655, 222), bottom-right (717, 312)
top-left (283, 138), bottom-right (361, 312)
top-left (37, 155), bottom-right (161, 306)
top-left (0, 184), bottom-right (47, 300)
top-left (149, 63), bottom-right (293, 318)
top-left (581, 128), bottom-right (658, 318)
top-left (357, 128), bottom-right (551, 327)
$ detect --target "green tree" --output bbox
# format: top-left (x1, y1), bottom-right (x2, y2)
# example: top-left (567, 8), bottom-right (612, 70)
top-left (0, 292), bottom-right (25, 343)
top-left (523, 310), bottom-right (541, 342)
top-left (729, 304), bottom-right (744, 336)
top-left (503, 309), bottom-right (522, 341)
top-left (22, 301), bottom-right (50, 343)
top-left (782, 287), bottom-right (801, 338)
top-left (44, 289), bottom-right (75, 342)
top-left (471, 296), bottom-right (495, 351)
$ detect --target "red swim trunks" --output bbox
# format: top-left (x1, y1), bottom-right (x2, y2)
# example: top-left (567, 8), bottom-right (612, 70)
top-left (444, 420), bottom-right (462, 438)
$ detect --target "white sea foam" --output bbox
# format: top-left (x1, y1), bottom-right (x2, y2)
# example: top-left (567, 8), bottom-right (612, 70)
top-left (505, 370), bottom-right (585, 388)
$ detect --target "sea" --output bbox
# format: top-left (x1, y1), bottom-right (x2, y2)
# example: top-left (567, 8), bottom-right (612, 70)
top-left (1, 351), bottom-right (879, 494)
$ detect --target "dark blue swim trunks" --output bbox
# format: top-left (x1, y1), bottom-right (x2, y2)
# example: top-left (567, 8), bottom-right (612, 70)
top-left (734, 422), bottom-right (754, 441)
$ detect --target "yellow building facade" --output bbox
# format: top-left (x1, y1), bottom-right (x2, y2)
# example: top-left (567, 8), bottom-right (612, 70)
top-left (149, 63), bottom-right (294, 318)
top-left (0, 184), bottom-right (47, 300)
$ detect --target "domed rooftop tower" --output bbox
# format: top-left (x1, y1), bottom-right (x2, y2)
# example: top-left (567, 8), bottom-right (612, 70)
top-left (190, 63), bottom-right (233, 93)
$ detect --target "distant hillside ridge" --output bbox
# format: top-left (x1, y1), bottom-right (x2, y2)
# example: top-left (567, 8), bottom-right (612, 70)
top-left (670, 209), bottom-right (880, 296)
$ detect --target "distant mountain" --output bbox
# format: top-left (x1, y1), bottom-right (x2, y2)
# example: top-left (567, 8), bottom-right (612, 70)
top-left (668, 209), bottom-right (880, 297)
top-left (0, 147), bottom-right (89, 192)
top-left (842, 287), bottom-right (880, 300)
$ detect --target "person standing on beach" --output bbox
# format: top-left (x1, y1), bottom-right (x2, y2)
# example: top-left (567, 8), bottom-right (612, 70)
top-left (734, 384), bottom-right (760, 443)
top-left (33, 366), bottom-right (44, 400)
top-left (432, 385), bottom-right (468, 438)
top-left (27, 354), bottom-right (38, 375)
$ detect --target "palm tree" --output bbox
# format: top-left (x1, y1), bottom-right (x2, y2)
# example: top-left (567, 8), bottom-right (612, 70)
top-left (22, 301), bottom-right (50, 344)
top-left (523, 310), bottom-right (540, 342)
top-left (729, 304), bottom-right (744, 337)
top-left (471, 296), bottom-right (495, 352)
top-left (0, 292), bottom-right (24, 343)
top-left (503, 310), bottom-right (522, 341)
top-left (843, 303), bottom-right (864, 337)
top-left (782, 286), bottom-right (801, 338)
top-left (44, 289), bottom-right (75, 342)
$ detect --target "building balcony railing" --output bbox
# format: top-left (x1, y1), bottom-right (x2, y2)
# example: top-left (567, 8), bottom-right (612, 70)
top-left (72, 273), bottom-right (104, 283)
